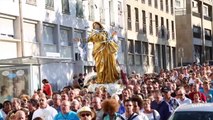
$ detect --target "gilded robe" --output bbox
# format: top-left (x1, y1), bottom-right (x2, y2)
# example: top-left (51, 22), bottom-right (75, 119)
top-left (88, 30), bottom-right (119, 84)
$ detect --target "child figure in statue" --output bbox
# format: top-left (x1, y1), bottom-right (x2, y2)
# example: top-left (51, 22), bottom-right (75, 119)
top-left (88, 22), bottom-right (119, 84)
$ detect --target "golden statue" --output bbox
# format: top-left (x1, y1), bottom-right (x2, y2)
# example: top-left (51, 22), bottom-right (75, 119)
top-left (88, 22), bottom-right (120, 84)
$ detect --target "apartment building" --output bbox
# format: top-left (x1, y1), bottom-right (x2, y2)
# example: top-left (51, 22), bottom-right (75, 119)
top-left (125, 0), bottom-right (177, 74)
top-left (175, 0), bottom-right (213, 65)
top-left (0, 0), bottom-right (125, 97)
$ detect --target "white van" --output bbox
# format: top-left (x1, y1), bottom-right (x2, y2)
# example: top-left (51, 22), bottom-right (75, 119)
top-left (168, 103), bottom-right (213, 120)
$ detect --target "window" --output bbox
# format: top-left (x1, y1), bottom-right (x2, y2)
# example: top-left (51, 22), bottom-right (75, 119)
top-left (128, 39), bottom-right (134, 65)
top-left (62, 0), bottom-right (70, 14)
top-left (155, 15), bottom-right (158, 36)
top-left (135, 8), bottom-right (139, 32)
top-left (161, 17), bottom-right (164, 26)
top-left (192, 1), bottom-right (198, 8)
top-left (205, 29), bottom-right (211, 40)
top-left (128, 40), bottom-right (134, 53)
top-left (45, 0), bottom-right (54, 10)
top-left (148, 0), bottom-right (152, 6)
top-left (206, 47), bottom-right (212, 60)
top-left (154, 0), bottom-right (158, 8)
top-left (156, 44), bottom-right (161, 67)
top-left (135, 41), bottom-right (142, 65)
top-left (166, 19), bottom-right (170, 40)
top-left (26, 0), bottom-right (36, 5)
top-left (74, 30), bottom-right (84, 61)
top-left (142, 42), bottom-right (148, 65)
top-left (149, 43), bottom-right (155, 66)
top-left (100, 0), bottom-right (105, 23)
top-left (141, 0), bottom-right (145, 4)
top-left (193, 25), bottom-right (201, 38)
top-left (127, 5), bottom-right (132, 30)
top-left (118, 1), bottom-right (123, 28)
top-left (171, 21), bottom-right (174, 39)
top-left (171, 0), bottom-right (174, 14)
top-left (60, 28), bottom-right (71, 58)
top-left (142, 10), bottom-right (146, 34)
top-left (149, 13), bottom-right (153, 35)
top-left (109, 1), bottom-right (115, 26)
top-left (43, 25), bottom-right (55, 44)
top-left (135, 41), bottom-right (141, 54)
top-left (88, 0), bottom-right (95, 20)
top-left (0, 18), bottom-right (14, 38)
top-left (142, 42), bottom-right (148, 55)
top-left (160, 0), bottom-right (163, 11)
top-left (76, 0), bottom-right (84, 18)
top-left (203, 5), bottom-right (209, 17)
top-left (23, 22), bottom-right (37, 43)
top-left (166, 19), bottom-right (169, 32)
top-left (161, 25), bottom-right (165, 38)
top-left (176, 0), bottom-right (181, 7)
top-left (60, 28), bottom-right (70, 46)
top-left (166, 0), bottom-right (169, 13)
top-left (149, 43), bottom-right (154, 55)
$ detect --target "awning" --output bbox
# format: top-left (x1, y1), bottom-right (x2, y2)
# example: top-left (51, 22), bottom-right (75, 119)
top-left (0, 56), bottom-right (73, 66)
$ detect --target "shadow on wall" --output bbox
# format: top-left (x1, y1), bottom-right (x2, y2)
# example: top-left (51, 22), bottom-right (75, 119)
top-left (135, 26), bottom-right (171, 74)
top-left (41, 63), bottom-right (74, 91)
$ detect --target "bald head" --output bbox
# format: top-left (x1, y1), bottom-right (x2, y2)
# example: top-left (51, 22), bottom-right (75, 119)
top-left (15, 110), bottom-right (26, 120)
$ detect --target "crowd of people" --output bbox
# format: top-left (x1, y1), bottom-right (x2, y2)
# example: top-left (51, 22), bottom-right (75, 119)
top-left (0, 63), bottom-right (212, 120)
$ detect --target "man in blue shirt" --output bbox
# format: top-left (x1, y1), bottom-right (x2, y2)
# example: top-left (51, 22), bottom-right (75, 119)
top-left (151, 90), bottom-right (173, 120)
top-left (54, 100), bottom-right (79, 120)
top-left (200, 80), bottom-right (213, 103)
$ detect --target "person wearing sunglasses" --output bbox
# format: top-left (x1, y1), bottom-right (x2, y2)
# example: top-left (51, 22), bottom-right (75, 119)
top-left (176, 87), bottom-right (192, 105)
top-left (77, 106), bottom-right (94, 120)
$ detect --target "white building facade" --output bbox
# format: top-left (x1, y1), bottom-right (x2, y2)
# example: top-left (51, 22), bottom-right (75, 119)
top-left (0, 0), bottom-right (125, 98)
top-left (125, 0), bottom-right (177, 74)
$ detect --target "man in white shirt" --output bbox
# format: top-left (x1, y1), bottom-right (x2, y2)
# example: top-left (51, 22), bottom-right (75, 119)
top-left (131, 97), bottom-right (149, 120)
top-left (176, 87), bottom-right (192, 105)
top-left (32, 93), bottom-right (58, 120)
top-left (116, 99), bottom-right (141, 120)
